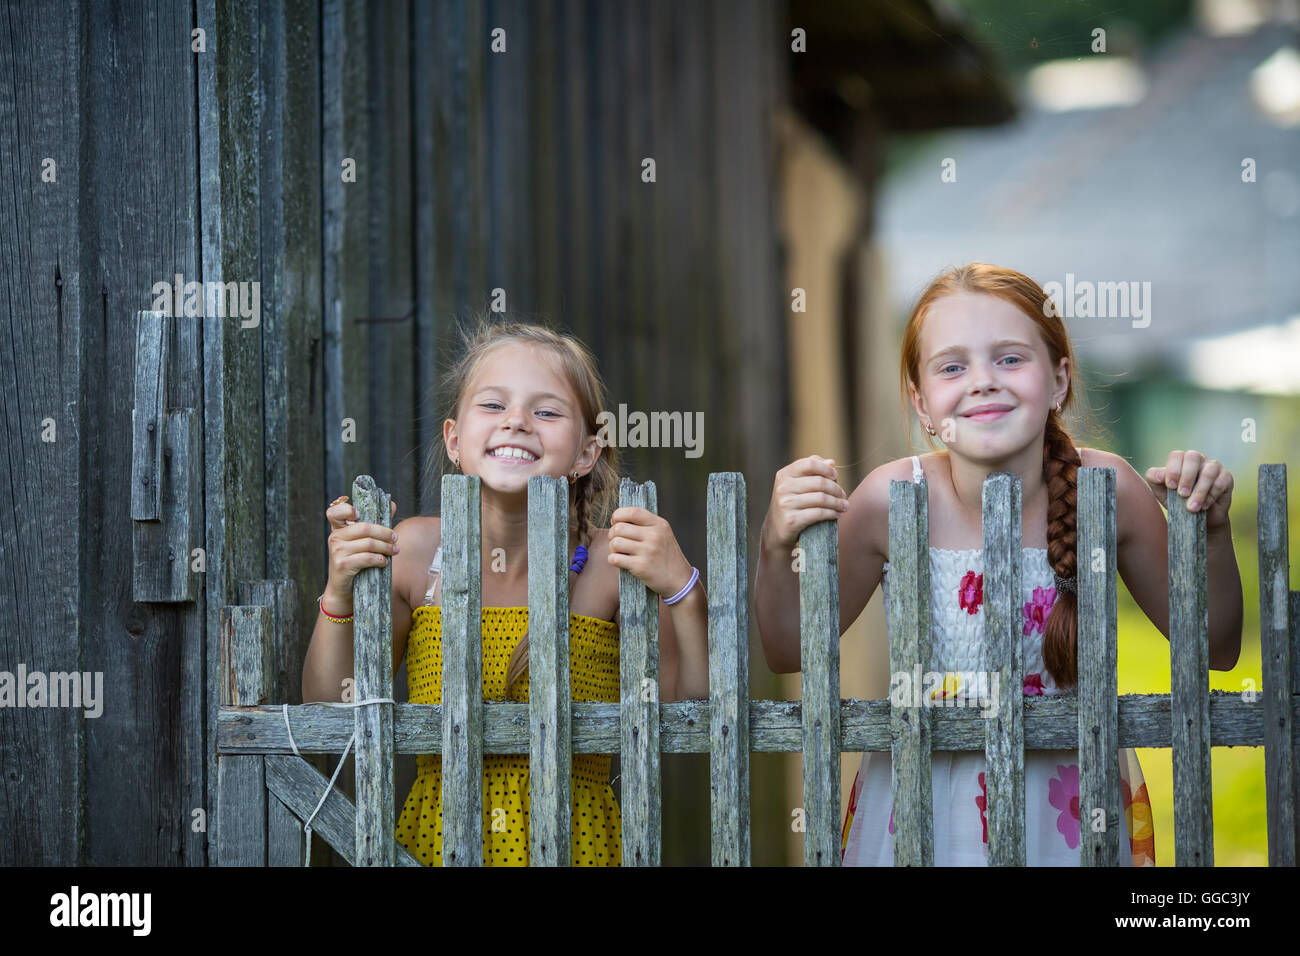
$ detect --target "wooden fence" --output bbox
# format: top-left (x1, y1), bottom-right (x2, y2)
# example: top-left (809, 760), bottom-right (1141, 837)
top-left (215, 465), bottom-right (1298, 865)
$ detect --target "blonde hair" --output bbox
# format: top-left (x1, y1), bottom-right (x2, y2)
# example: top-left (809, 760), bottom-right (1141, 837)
top-left (898, 263), bottom-right (1110, 689)
top-left (421, 314), bottom-right (619, 694)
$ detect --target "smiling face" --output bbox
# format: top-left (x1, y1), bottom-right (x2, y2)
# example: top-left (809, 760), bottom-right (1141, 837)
top-left (444, 341), bottom-right (600, 496)
top-left (909, 292), bottom-right (1069, 461)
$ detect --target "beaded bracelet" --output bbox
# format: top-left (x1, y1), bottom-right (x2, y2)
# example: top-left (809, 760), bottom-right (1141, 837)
top-left (663, 566), bottom-right (700, 605)
top-left (319, 593), bottom-right (354, 624)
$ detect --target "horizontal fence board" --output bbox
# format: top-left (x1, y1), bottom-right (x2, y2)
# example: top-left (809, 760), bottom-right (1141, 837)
top-left (220, 691), bottom-right (1284, 754)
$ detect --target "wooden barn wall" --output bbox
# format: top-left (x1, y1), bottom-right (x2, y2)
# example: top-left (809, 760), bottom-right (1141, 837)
top-left (0, 0), bottom-right (88, 866)
top-left (1, 0), bottom-right (791, 866)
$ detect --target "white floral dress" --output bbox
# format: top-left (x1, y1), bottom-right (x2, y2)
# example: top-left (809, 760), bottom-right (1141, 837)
top-left (840, 456), bottom-right (1156, 866)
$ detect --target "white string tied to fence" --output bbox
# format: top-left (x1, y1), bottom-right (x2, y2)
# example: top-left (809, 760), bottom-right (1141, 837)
top-left (282, 697), bottom-right (396, 867)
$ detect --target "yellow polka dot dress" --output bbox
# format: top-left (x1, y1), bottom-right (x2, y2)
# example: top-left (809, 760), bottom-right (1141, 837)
top-left (396, 606), bottom-right (622, 866)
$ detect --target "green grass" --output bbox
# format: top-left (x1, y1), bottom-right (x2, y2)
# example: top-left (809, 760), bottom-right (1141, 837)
top-left (1115, 480), bottom-right (1294, 866)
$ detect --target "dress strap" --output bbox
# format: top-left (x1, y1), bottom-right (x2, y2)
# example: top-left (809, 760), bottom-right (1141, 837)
top-left (424, 542), bottom-right (584, 605)
top-left (910, 455), bottom-right (924, 484)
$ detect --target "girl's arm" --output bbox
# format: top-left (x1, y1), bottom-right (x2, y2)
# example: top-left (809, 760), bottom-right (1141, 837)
top-left (1101, 448), bottom-right (1243, 671)
top-left (756, 456), bottom-right (888, 673)
top-left (657, 577), bottom-right (708, 702)
top-left (606, 508), bottom-right (709, 701)
top-left (301, 503), bottom-right (409, 703)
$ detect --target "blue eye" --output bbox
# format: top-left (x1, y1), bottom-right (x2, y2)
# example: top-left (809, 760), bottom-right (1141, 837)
top-left (1002, 355), bottom-right (1023, 366)
top-left (537, 410), bottom-right (559, 418)
top-left (940, 364), bottom-right (960, 374)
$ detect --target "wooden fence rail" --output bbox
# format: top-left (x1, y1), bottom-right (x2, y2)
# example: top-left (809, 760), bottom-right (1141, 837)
top-left (216, 465), bottom-right (1299, 866)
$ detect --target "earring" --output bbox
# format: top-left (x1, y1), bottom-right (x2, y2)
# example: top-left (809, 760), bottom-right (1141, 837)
top-left (925, 422), bottom-right (936, 436)
top-left (454, 457), bottom-right (462, 471)
top-left (569, 471), bottom-right (579, 485)
top-left (1055, 401), bottom-right (1062, 413)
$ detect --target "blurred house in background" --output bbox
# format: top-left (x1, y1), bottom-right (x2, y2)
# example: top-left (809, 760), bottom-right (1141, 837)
top-left (780, 0), bottom-right (1299, 864)
top-left (874, 0), bottom-right (1300, 475)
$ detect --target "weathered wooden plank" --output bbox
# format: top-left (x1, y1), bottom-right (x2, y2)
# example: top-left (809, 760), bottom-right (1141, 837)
top-left (1293, 589), bottom-right (1300, 860)
top-left (528, 476), bottom-right (571, 865)
top-left (485, 0), bottom-right (538, 310)
top-left (982, 472), bottom-right (1025, 865)
top-left (322, 0), bottom-right (371, 498)
top-left (555, 0), bottom-right (592, 342)
top-left (410, 0), bottom-right (440, 517)
top-left (363, 0), bottom-right (415, 516)
top-left (798, 516), bottom-right (839, 866)
top-left (1168, 485), bottom-right (1213, 865)
top-left (130, 311), bottom-right (167, 520)
top-left (432, 0), bottom-right (486, 322)
top-left (623, 0), bottom-right (652, 408)
top-left (71, 0), bottom-right (205, 865)
top-left (258, 0), bottom-right (325, 703)
top-left (531, 0), bottom-right (561, 317)
top-left (199, 0), bottom-right (266, 868)
top-left (441, 474), bottom-right (483, 865)
top-left (1258, 464), bottom-right (1296, 866)
top-left (888, 478), bottom-right (933, 865)
top-left (708, 473), bottom-right (750, 865)
top-left (1077, 467), bottom-right (1121, 866)
top-left (0, 0), bottom-right (85, 866)
top-left (238, 580), bottom-right (299, 709)
top-left (223, 693), bottom-right (1287, 756)
top-left (265, 754), bottom-right (423, 866)
top-left (221, 607), bottom-right (273, 710)
top-left (620, 478), bottom-right (662, 865)
top-left (351, 476), bottom-right (394, 866)
top-left (713, 0), bottom-right (790, 867)
top-left (133, 405), bottom-right (202, 603)
top-left (217, 606), bottom-right (272, 865)
top-left (268, 791), bottom-right (305, 867)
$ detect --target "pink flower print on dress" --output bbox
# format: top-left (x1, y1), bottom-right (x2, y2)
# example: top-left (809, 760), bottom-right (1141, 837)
top-left (975, 772), bottom-right (987, 843)
top-left (1023, 673), bottom-right (1044, 695)
top-left (1048, 763), bottom-right (1082, 849)
top-left (958, 571), bottom-right (984, 614)
top-left (1023, 586), bottom-right (1057, 636)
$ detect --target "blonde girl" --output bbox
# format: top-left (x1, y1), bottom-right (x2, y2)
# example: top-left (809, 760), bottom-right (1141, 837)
top-left (302, 317), bottom-right (709, 865)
